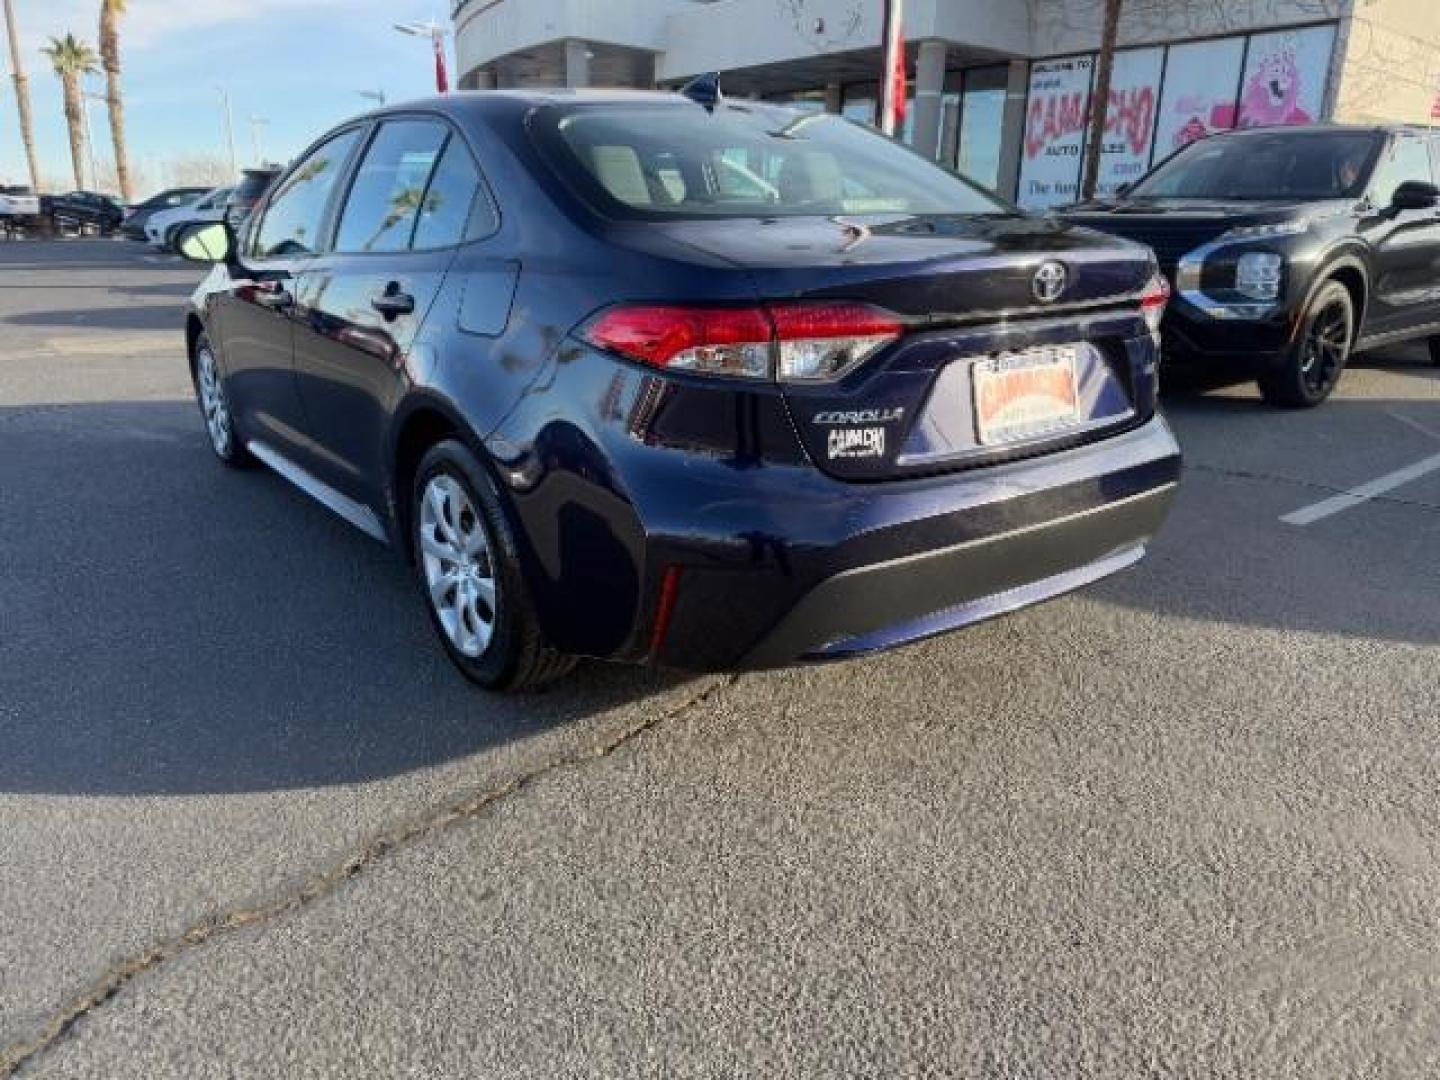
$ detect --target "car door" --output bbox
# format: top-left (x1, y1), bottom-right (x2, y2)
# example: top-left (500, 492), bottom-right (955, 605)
top-left (1359, 133), bottom-right (1440, 339)
top-left (290, 117), bottom-right (489, 505)
top-left (208, 126), bottom-right (365, 461)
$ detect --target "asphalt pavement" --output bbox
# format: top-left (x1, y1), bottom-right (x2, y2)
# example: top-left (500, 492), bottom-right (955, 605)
top-left (2, 237), bottom-right (1439, 1078)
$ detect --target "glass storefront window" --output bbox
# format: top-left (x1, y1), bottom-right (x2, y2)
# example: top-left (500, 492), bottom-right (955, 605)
top-left (957, 64), bottom-right (1009, 192)
top-left (842, 82), bottom-right (878, 126)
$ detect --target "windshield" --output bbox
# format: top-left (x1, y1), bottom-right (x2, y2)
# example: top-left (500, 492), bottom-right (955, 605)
top-left (1131, 131), bottom-right (1383, 201)
top-left (536, 103), bottom-right (1010, 220)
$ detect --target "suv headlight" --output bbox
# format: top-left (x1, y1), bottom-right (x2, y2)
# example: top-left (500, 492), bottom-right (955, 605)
top-left (1235, 252), bottom-right (1283, 301)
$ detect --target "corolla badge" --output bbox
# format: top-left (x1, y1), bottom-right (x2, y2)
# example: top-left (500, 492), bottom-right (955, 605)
top-left (1032, 261), bottom-right (1068, 303)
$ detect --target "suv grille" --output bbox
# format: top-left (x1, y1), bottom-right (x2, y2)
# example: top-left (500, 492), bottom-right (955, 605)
top-left (1071, 218), bottom-right (1232, 274)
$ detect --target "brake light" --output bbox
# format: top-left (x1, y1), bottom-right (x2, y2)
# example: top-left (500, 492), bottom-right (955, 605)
top-left (1139, 272), bottom-right (1170, 335)
top-left (582, 301), bottom-right (903, 382)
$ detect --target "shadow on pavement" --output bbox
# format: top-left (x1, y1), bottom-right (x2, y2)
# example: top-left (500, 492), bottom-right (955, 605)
top-left (1096, 379), bottom-right (1440, 649)
top-left (0, 400), bottom-right (691, 797)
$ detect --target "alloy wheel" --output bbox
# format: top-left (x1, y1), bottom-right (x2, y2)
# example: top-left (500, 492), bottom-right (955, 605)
top-left (1299, 300), bottom-right (1351, 398)
top-left (418, 474), bottom-right (498, 658)
top-left (196, 343), bottom-right (233, 457)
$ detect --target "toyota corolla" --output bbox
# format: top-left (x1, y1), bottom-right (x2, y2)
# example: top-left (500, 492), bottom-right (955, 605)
top-left (175, 86), bottom-right (1181, 690)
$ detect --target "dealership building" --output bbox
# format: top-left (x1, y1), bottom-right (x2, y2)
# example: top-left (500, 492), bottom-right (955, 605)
top-left (452, 0), bottom-right (1438, 207)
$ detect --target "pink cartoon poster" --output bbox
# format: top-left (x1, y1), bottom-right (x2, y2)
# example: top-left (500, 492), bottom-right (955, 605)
top-left (1237, 25), bottom-right (1337, 129)
top-left (1153, 37), bottom-right (1245, 157)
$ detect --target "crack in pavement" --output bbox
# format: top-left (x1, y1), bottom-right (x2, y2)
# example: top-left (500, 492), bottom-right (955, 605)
top-left (1189, 462), bottom-right (1440, 515)
top-left (0, 673), bottom-right (740, 1078)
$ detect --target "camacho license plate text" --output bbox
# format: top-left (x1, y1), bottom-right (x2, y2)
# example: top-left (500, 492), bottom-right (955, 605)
top-left (973, 346), bottom-right (1080, 445)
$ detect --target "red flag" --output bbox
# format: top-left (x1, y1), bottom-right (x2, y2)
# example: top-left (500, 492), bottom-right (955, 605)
top-left (434, 35), bottom-right (449, 94)
top-left (880, 0), bottom-right (906, 135)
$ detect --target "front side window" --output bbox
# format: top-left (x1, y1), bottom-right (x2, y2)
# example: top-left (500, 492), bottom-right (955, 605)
top-left (334, 120), bottom-right (448, 253)
top-left (252, 128), bottom-right (363, 258)
top-left (536, 104), bottom-right (1009, 220)
top-left (1367, 136), bottom-right (1434, 207)
top-left (1133, 131), bottom-right (1383, 201)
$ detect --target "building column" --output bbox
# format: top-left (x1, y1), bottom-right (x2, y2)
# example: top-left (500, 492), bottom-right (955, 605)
top-left (910, 40), bottom-right (947, 159)
top-left (995, 60), bottom-right (1030, 202)
top-left (461, 67), bottom-right (496, 91)
top-left (564, 39), bottom-right (590, 88)
top-left (823, 82), bottom-right (843, 115)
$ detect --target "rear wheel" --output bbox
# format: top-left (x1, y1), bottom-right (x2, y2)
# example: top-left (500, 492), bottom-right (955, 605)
top-left (411, 439), bottom-right (575, 691)
top-left (1258, 281), bottom-right (1353, 408)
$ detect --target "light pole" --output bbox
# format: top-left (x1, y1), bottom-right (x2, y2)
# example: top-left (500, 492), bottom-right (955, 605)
top-left (248, 114), bottom-right (268, 164)
top-left (215, 85), bottom-right (238, 181)
top-left (393, 20), bottom-right (450, 94)
top-left (81, 84), bottom-right (104, 192)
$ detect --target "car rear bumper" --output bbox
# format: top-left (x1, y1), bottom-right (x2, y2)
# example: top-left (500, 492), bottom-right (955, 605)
top-left (742, 482), bottom-right (1173, 666)
top-left (648, 413), bottom-right (1182, 670)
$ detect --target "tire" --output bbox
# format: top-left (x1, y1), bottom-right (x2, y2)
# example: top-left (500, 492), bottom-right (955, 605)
top-left (192, 331), bottom-right (252, 468)
top-left (411, 439), bottom-right (576, 691)
top-left (1429, 337), bottom-right (1440, 367)
top-left (1258, 280), bottom-right (1354, 408)
top-left (163, 224), bottom-right (181, 252)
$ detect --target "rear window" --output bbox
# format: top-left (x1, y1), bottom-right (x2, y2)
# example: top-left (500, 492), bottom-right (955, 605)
top-left (534, 103), bottom-right (1009, 220)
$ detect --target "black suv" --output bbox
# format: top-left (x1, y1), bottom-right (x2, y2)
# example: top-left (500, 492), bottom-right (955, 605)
top-left (1064, 125), bottom-right (1440, 406)
top-left (41, 190), bottom-right (125, 234)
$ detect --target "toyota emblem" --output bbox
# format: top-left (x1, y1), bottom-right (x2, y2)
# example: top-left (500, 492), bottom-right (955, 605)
top-left (1033, 261), bottom-right (1067, 303)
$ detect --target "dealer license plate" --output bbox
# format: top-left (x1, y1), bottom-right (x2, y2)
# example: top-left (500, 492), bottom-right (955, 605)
top-left (973, 346), bottom-right (1080, 445)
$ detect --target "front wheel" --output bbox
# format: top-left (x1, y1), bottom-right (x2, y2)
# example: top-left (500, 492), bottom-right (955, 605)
top-left (193, 332), bottom-right (251, 467)
top-left (411, 439), bottom-right (576, 691)
top-left (1258, 281), bottom-right (1354, 408)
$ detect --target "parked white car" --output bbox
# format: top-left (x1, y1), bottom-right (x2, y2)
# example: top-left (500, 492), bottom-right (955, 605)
top-left (145, 186), bottom-right (234, 250)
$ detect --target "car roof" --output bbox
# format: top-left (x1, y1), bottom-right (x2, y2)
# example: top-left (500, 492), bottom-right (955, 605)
top-left (354, 87), bottom-right (795, 126)
top-left (1209, 122), bottom-right (1428, 139)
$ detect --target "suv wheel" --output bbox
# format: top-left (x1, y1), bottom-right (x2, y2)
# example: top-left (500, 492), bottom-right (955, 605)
top-left (411, 440), bottom-right (576, 691)
top-left (1258, 280), bottom-right (1354, 408)
top-left (193, 332), bottom-right (251, 467)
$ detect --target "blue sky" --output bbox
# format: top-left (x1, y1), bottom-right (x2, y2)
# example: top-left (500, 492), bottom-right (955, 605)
top-left (1, 0), bottom-right (449, 191)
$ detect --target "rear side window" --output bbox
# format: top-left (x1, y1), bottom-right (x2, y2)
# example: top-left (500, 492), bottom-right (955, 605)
top-left (412, 138), bottom-right (489, 248)
top-left (334, 119), bottom-right (490, 253)
top-left (335, 120), bottom-right (448, 253)
top-left (251, 127), bottom-right (363, 258)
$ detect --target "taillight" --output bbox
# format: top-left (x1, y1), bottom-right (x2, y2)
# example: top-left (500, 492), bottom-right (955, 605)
top-left (1139, 272), bottom-right (1170, 336)
top-left (581, 305), bottom-right (772, 378)
top-left (581, 301), bottom-right (903, 382)
top-left (770, 302), bottom-right (902, 382)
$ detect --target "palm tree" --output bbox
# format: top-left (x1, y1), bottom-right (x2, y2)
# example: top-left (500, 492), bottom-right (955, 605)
top-left (97, 0), bottom-right (132, 202)
top-left (41, 34), bottom-right (100, 191)
top-left (2, 0), bottom-right (42, 190)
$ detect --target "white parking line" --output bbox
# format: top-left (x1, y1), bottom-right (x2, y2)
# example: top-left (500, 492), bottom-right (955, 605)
top-left (1280, 451), bottom-right (1440, 526)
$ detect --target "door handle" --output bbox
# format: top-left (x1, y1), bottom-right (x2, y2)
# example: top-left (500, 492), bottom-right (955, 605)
top-left (371, 285), bottom-right (415, 318)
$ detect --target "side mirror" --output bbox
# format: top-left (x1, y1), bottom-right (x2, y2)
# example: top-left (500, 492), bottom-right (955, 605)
top-left (176, 220), bottom-right (234, 263)
top-left (1390, 180), bottom-right (1440, 212)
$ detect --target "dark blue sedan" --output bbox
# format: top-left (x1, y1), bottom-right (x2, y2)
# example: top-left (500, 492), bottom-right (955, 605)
top-left (175, 88), bottom-right (1181, 690)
